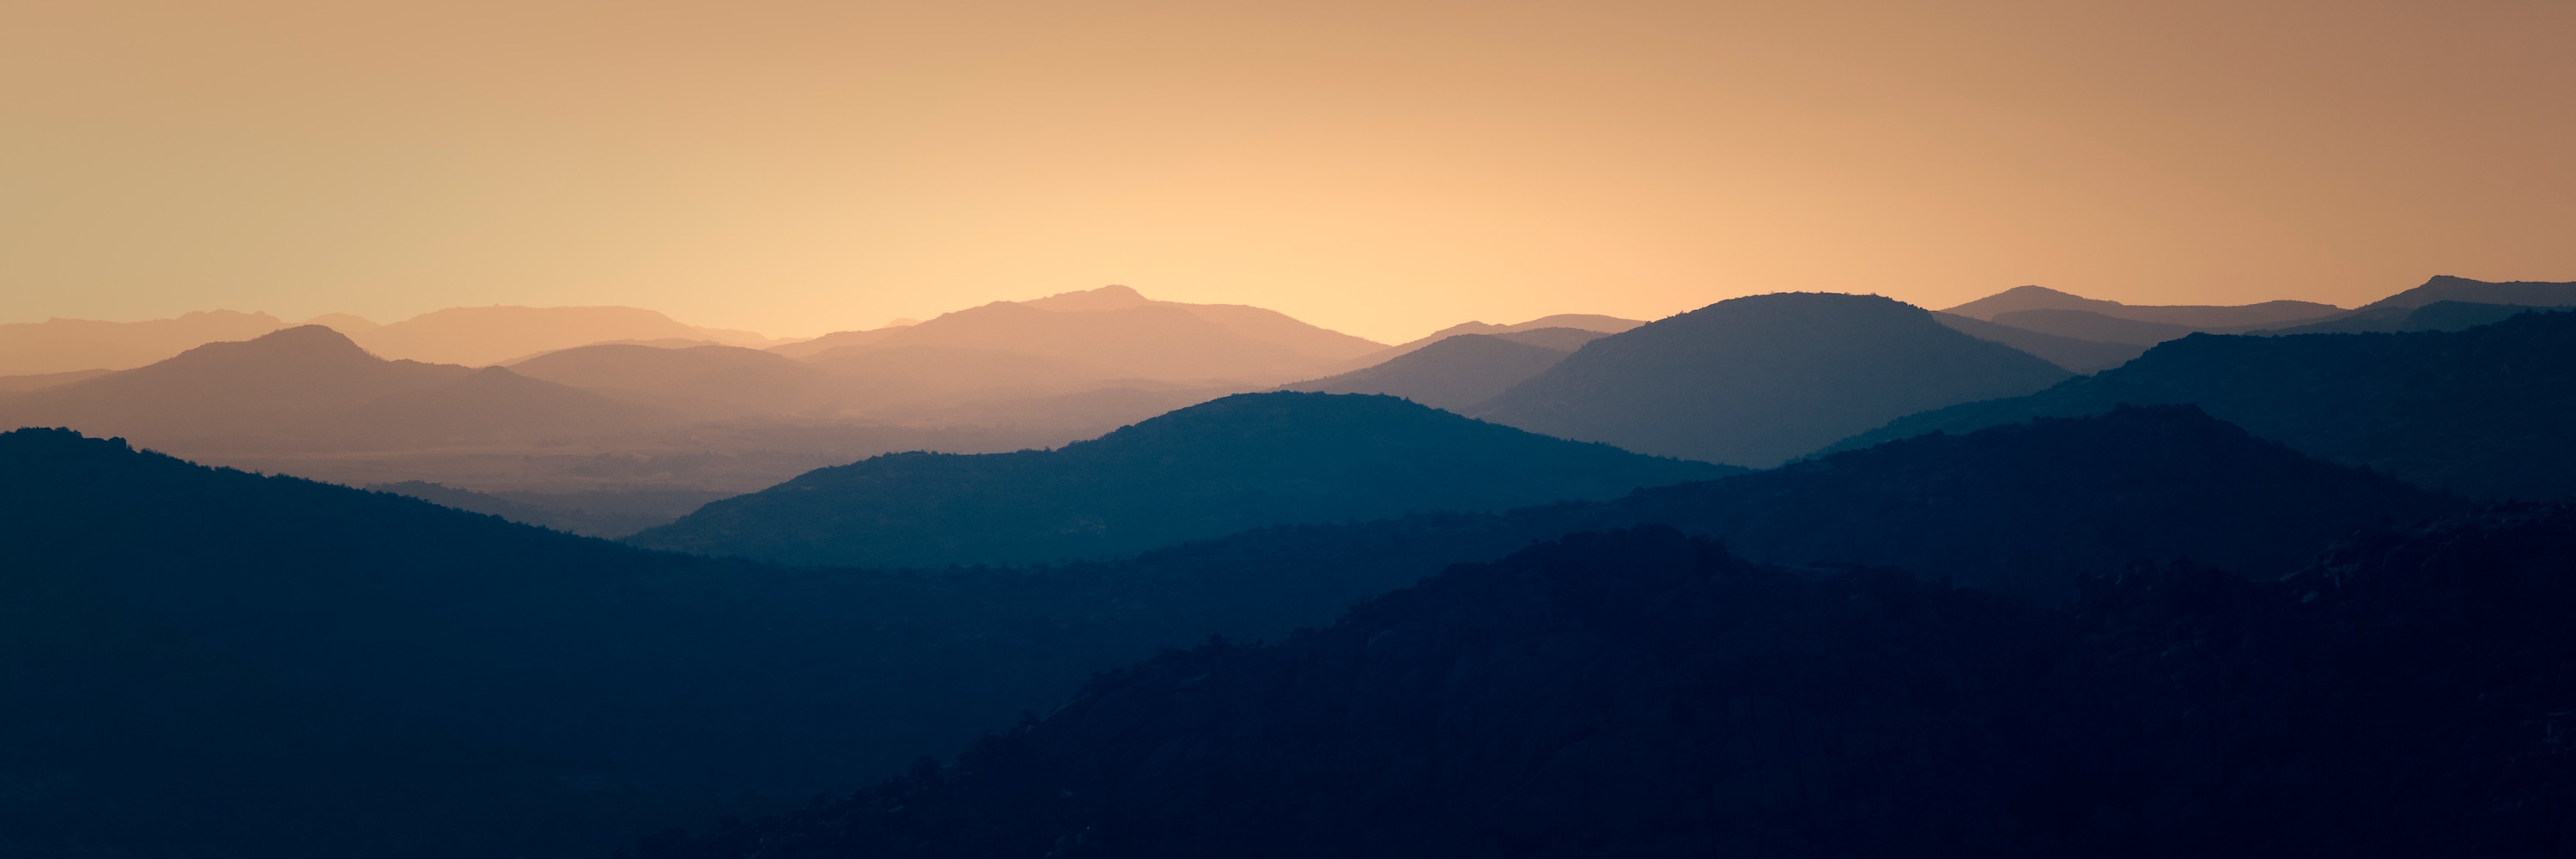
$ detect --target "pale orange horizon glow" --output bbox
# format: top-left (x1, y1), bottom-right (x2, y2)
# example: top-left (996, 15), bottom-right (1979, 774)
top-left (3, 1), bottom-right (2570, 342)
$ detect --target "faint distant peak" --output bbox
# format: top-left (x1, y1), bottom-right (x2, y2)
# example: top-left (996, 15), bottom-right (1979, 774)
top-left (881, 318), bottom-right (920, 328)
top-left (1023, 284), bottom-right (1154, 312)
top-left (1941, 285), bottom-right (2111, 320)
top-left (302, 313), bottom-right (381, 333)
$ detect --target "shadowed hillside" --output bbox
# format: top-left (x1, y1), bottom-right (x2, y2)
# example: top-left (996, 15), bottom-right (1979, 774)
top-left (1930, 313), bottom-right (2145, 373)
top-left (639, 504), bottom-right (2576, 859)
top-left (0, 403), bottom-right (2459, 856)
top-left (1475, 293), bottom-right (2072, 466)
top-left (627, 392), bottom-right (1735, 568)
top-left (367, 480), bottom-right (731, 538)
top-left (1832, 310), bottom-right (2576, 500)
top-left (1281, 332), bottom-right (1577, 411)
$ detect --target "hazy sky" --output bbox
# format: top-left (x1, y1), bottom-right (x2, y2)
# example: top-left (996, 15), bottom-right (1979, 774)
top-left (3, 1), bottom-right (2570, 341)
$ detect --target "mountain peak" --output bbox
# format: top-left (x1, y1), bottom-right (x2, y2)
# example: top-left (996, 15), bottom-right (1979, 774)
top-left (1939, 285), bottom-right (2115, 320)
top-left (196, 324), bottom-right (380, 363)
top-left (1022, 284), bottom-right (1154, 312)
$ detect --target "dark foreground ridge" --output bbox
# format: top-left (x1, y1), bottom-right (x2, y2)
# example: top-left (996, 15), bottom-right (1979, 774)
top-left (1830, 308), bottom-right (2576, 500)
top-left (629, 392), bottom-right (1732, 569)
top-left (644, 505), bottom-right (2576, 859)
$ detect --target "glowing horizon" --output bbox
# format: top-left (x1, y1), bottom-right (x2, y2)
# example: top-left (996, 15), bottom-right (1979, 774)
top-left (3, 1), bottom-right (2570, 343)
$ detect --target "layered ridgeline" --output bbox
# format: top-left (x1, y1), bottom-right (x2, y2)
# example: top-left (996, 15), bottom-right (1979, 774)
top-left (0, 309), bottom-right (289, 376)
top-left (771, 285), bottom-right (1384, 390)
top-left (642, 506), bottom-right (2576, 859)
top-left (1942, 284), bottom-right (2343, 344)
top-left (627, 392), bottom-right (1734, 568)
top-left (2257, 276), bottom-right (2576, 335)
top-left (1321, 314), bottom-right (1643, 373)
top-left (1833, 309), bottom-right (2576, 499)
top-left (0, 404), bottom-right (2451, 856)
top-left (0, 325), bottom-right (669, 451)
top-left (1279, 329), bottom-right (1609, 411)
top-left (345, 305), bottom-right (783, 367)
top-left (0, 429), bottom-right (1551, 856)
top-left (1474, 293), bottom-right (2074, 467)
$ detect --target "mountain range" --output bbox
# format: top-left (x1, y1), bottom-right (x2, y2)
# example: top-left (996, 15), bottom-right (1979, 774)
top-left (1832, 308), bottom-right (2576, 499)
top-left (0, 397), bottom-right (2462, 857)
top-left (1280, 329), bottom-right (1605, 411)
top-left (0, 325), bottom-right (668, 453)
top-left (1473, 293), bottom-right (2075, 466)
top-left (639, 503), bottom-right (2576, 858)
top-left (626, 392), bottom-right (1734, 568)
top-left (770, 285), bottom-right (1384, 389)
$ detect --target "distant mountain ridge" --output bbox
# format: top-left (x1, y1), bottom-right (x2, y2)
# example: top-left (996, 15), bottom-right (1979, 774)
top-left (0, 309), bottom-right (287, 375)
top-left (0, 325), bottom-right (668, 452)
top-left (1281, 330), bottom-right (1598, 411)
top-left (349, 305), bottom-right (781, 367)
top-left (1474, 293), bottom-right (2073, 466)
top-left (769, 286), bottom-right (1383, 388)
top-left (627, 392), bottom-right (1735, 568)
top-left (1328, 313), bottom-right (1644, 372)
top-left (2351, 274), bottom-right (2576, 312)
top-left (1830, 309), bottom-right (2576, 499)
top-left (1942, 284), bottom-right (2343, 328)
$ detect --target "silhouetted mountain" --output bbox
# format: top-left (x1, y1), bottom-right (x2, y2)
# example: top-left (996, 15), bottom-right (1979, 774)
top-left (367, 480), bottom-right (730, 537)
top-left (641, 503), bottom-right (2576, 859)
top-left (1990, 308), bottom-right (2206, 345)
top-left (350, 305), bottom-right (780, 367)
top-left (1475, 293), bottom-right (2072, 466)
top-left (1931, 312), bottom-right (2146, 372)
top-left (1943, 284), bottom-right (2342, 328)
top-left (2255, 300), bottom-right (2554, 335)
top-left (1283, 333), bottom-right (1576, 411)
top-left (0, 309), bottom-right (285, 375)
top-left (0, 429), bottom-right (1532, 856)
top-left (0, 403), bottom-right (2457, 856)
top-left (771, 286), bottom-right (1382, 388)
top-left (1583, 404), bottom-right (2453, 601)
top-left (2348, 274), bottom-right (2576, 312)
top-left (1832, 310), bottom-right (2576, 499)
top-left (628, 392), bottom-right (1735, 568)
top-left (0, 325), bottom-right (670, 452)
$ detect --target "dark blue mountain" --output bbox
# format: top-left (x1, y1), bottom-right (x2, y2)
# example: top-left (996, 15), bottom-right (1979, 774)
top-left (1474, 293), bottom-right (2072, 467)
top-left (1829, 309), bottom-right (2576, 499)
top-left (628, 392), bottom-right (1733, 568)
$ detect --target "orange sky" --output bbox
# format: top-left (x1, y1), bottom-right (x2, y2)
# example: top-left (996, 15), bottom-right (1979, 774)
top-left (3, 0), bottom-right (2570, 342)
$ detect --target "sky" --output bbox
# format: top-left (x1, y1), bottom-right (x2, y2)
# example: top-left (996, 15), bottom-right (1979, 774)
top-left (2, 1), bottom-right (2570, 343)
